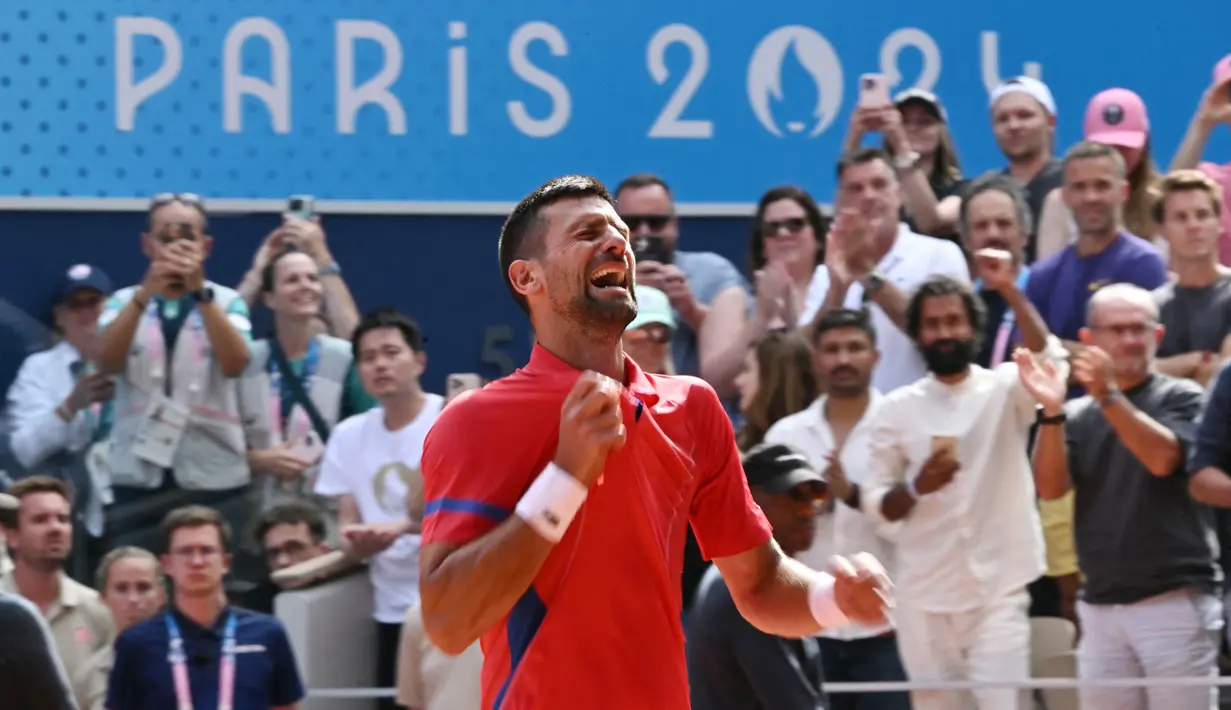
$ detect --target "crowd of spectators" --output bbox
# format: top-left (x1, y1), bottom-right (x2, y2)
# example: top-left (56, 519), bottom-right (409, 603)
top-left (3, 51), bottom-right (1231, 710)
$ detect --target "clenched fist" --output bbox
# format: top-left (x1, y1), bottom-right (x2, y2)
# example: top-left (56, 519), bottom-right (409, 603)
top-left (555, 371), bottom-right (627, 487)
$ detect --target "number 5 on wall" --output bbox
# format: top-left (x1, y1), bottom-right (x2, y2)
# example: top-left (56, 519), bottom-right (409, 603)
top-left (481, 325), bottom-right (516, 377)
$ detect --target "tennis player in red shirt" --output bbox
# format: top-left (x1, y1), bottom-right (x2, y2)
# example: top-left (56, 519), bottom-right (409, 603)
top-left (419, 175), bottom-right (892, 710)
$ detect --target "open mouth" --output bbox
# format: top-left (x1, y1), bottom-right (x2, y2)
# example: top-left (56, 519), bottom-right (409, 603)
top-left (589, 263), bottom-right (629, 293)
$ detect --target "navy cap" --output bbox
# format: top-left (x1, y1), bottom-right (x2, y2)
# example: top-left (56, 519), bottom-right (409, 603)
top-left (742, 443), bottom-right (824, 495)
top-left (57, 264), bottom-right (113, 304)
top-left (894, 88), bottom-right (949, 123)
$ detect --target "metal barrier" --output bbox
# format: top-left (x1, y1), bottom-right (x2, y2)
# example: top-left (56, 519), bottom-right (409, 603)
top-left (306, 675), bottom-right (1231, 698)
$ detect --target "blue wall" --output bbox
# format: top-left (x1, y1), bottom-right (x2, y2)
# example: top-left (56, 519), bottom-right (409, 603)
top-left (0, 211), bottom-right (755, 394)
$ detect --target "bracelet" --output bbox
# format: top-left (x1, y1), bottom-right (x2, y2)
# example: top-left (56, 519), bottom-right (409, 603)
top-left (905, 479), bottom-right (920, 500)
top-left (55, 403), bottom-right (75, 423)
top-left (514, 462), bottom-right (589, 543)
top-left (807, 572), bottom-right (851, 630)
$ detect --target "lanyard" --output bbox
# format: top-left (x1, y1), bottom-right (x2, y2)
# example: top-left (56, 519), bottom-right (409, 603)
top-left (975, 267), bottom-right (1031, 368)
top-left (165, 611), bottom-right (238, 710)
top-left (144, 297), bottom-right (209, 397)
top-left (267, 337), bottom-right (320, 439)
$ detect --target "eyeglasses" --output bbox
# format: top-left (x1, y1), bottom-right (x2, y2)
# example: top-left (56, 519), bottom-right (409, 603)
top-left (626, 326), bottom-right (672, 344)
top-left (264, 540), bottom-right (308, 563)
top-left (169, 545), bottom-right (222, 561)
top-left (622, 214), bottom-right (672, 233)
top-left (761, 218), bottom-right (808, 237)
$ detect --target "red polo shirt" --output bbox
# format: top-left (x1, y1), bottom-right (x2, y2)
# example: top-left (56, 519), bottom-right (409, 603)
top-left (421, 345), bottom-right (772, 710)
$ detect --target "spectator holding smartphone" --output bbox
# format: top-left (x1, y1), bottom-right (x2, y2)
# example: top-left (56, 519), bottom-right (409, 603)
top-left (5, 264), bottom-right (116, 582)
top-left (94, 195), bottom-right (253, 566)
top-left (238, 244), bottom-right (376, 531)
top-left (1170, 53), bottom-right (1231, 265)
top-left (238, 204), bottom-right (361, 340)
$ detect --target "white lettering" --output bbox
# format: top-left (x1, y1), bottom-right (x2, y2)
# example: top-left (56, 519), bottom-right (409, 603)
top-left (746, 26), bottom-right (843, 138)
top-left (979, 31), bottom-right (1042, 95)
top-left (335, 20), bottom-right (407, 135)
top-left (879, 28), bottom-right (941, 93)
top-left (507, 22), bottom-right (571, 138)
top-left (114, 17), bottom-right (183, 132)
top-left (448, 21), bottom-right (468, 136)
top-left (222, 18), bottom-right (291, 134)
top-left (646, 24), bottom-right (712, 139)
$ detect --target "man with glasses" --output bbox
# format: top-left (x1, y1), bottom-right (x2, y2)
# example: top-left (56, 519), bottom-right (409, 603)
top-left (6, 264), bottom-right (117, 582)
top-left (95, 194), bottom-right (254, 578)
top-left (107, 505), bottom-right (304, 710)
top-left (256, 501), bottom-right (332, 575)
top-left (1028, 284), bottom-right (1218, 710)
top-left (615, 174), bottom-right (749, 400)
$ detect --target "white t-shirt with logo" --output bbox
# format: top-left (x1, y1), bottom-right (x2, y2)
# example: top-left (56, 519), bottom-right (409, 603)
top-left (315, 394), bottom-right (445, 623)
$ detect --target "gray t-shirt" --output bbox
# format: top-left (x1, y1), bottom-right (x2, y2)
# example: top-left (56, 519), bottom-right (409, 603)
top-left (1064, 374), bottom-right (1219, 604)
top-left (1154, 272), bottom-right (1231, 356)
top-left (0, 590), bottom-right (78, 710)
top-left (670, 250), bottom-right (749, 378)
top-left (686, 567), bottom-right (825, 710)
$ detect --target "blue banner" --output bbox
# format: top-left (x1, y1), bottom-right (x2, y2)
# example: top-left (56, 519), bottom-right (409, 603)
top-left (0, 1), bottom-right (1228, 204)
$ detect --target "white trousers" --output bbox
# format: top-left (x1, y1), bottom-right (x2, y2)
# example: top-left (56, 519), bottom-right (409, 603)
top-left (1077, 587), bottom-right (1222, 710)
top-left (895, 587), bottom-right (1031, 710)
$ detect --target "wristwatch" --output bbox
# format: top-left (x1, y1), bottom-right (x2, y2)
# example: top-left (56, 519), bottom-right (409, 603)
top-left (319, 261), bottom-right (342, 277)
top-left (192, 287), bottom-right (215, 303)
top-left (862, 272), bottom-right (886, 294)
top-left (1098, 389), bottom-right (1123, 408)
top-left (893, 150), bottom-right (922, 171)
top-left (1037, 409), bottom-right (1066, 426)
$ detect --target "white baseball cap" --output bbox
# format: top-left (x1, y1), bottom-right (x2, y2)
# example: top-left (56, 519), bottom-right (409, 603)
top-left (990, 76), bottom-right (1057, 116)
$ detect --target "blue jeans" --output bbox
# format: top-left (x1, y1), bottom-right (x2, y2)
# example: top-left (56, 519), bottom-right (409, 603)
top-left (818, 633), bottom-right (911, 710)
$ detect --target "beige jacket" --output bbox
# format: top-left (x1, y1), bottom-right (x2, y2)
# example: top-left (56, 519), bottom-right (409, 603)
top-left (0, 572), bottom-right (115, 710)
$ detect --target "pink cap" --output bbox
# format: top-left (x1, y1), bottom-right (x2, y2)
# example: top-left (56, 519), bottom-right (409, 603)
top-left (1084, 88), bottom-right (1149, 149)
top-left (1216, 54), bottom-right (1231, 86)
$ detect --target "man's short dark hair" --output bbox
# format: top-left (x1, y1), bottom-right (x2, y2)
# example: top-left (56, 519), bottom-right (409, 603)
top-left (498, 175), bottom-right (615, 316)
top-left (958, 174), bottom-right (1034, 241)
top-left (1, 476), bottom-right (71, 530)
top-left (905, 276), bottom-right (987, 347)
top-left (254, 501), bottom-right (328, 547)
top-left (613, 173), bottom-right (673, 201)
top-left (160, 505), bottom-right (232, 555)
top-left (813, 308), bottom-right (877, 347)
top-left (837, 147), bottom-right (897, 182)
top-left (351, 307), bottom-right (425, 358)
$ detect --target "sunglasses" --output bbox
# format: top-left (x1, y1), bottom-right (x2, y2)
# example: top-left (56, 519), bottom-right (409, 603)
top-left (627, 326), bottom-right (672, 344)
top-left (622, 214), bottom-right (673, 232)
top-left (761, 218), bottom-right (808, 237)
top-left (150, 192), bottom-right (204, 208)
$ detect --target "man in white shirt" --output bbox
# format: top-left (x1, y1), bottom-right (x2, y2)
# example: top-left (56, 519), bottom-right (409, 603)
top-left (862, 271), bottom-right (1065, 710)
top-left (765, 307), bottom-right (909, 709)
top-left (6, 264), bottom-right (116, 580)
top-left (803, 148), bottom-right (970, 393)
top-left (315, 307), bottom-right (445, 710)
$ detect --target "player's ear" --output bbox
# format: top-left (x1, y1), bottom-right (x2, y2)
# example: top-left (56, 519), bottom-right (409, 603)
top-left (508, 259), bottom-right (544, 300)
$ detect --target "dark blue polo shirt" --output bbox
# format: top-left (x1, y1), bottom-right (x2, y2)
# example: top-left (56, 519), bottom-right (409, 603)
top-left (106, 606), bottom-right (305, 710)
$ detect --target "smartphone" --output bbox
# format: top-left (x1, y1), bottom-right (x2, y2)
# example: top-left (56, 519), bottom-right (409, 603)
top-left (290, 432), bottom-right (326, 463)
top-left (858, 73), bottom-right (892, 109)
top-left (287, 195), bottom-right (315, 220)
top-left (632, 236), bottom-right (673, 265)
top-left (930, 435), bottom-right (958, 457)
top-left (445, 373), bottom-right (484, 402)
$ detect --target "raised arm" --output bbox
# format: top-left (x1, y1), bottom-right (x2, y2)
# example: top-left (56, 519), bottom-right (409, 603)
top-left (419, 373), bottom-right (624, 654)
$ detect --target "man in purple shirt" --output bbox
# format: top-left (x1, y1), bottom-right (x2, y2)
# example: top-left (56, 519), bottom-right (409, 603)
top-left (1026, 141), bottom-right (1168, 356)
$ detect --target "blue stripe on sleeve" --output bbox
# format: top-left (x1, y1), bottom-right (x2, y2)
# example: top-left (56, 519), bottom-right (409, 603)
top-left (423, 497), bottom-right (511, 521)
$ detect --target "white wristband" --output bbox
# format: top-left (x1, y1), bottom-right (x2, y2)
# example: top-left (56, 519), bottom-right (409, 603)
top-left (808, 572), bottom-right (851, 630)
top-left (515, 462), bottom-right (589, 543)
